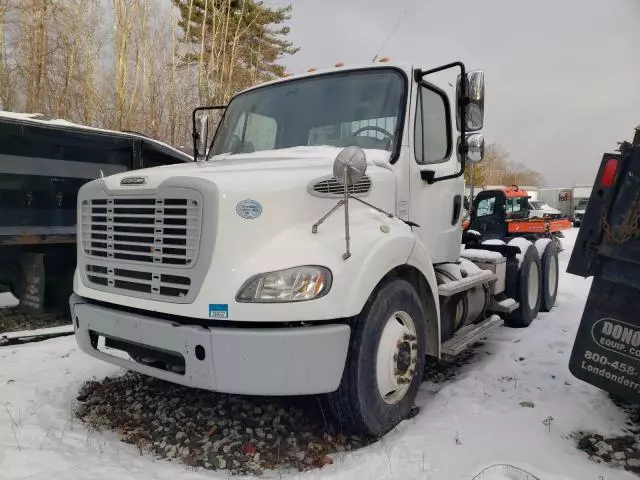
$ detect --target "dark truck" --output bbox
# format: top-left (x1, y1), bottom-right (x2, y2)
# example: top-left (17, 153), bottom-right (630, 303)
top-left (567, 124), bottom-right (640, 402)
top-left (0, 112), bottom-right (191, 314)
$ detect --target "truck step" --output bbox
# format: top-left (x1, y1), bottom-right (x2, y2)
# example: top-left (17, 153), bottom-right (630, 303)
top-left (437, 270), bottom-right (497, 297)
top-left (489, 297), bottom-right (519, 314)
top-left (441, 314), bottom-right (504, 360)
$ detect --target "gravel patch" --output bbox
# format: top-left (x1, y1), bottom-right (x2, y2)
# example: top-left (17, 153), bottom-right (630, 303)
top-left (0, 306), bottom-right (71, 334)
top-left (423, 341), bottom-right (486, 383)
top-left (575, 397), bottom-right (640, 475)
top-left (75, 372), bottom-right (374, 476)
top-left (74, 344), bottom-right (481, 475)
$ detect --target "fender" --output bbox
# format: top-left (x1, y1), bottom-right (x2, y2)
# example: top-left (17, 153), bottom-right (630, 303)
top-left (407, 238), bottom-right (441, 357)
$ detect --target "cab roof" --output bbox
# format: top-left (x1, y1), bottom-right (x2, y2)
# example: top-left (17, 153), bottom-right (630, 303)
top-left (237, 61), bottom-right (414, 97)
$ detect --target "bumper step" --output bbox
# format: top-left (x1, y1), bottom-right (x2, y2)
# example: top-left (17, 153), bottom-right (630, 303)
top-left (488, 297), bottom-right (519, 314)
top-left (441, 314), bottom-right (504, 360)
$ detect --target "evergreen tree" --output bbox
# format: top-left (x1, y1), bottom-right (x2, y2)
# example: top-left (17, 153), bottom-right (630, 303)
top-left (172, 0), bottom-right (299, 104)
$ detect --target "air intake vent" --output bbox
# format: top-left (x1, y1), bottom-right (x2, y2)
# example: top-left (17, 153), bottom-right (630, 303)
top-left (310, 175), bottom-right (372, 198)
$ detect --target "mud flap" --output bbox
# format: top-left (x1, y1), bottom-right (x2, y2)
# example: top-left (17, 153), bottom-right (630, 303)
top-left (569, 276), bottom-right (640, 403)
top-left (17, 253), bottom-right (45, 312)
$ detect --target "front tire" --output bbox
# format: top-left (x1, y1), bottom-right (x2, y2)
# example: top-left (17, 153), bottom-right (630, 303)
top-left (327, 278), bottom-right (426, 436)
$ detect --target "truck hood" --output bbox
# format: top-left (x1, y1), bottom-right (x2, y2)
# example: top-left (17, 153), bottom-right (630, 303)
top-left (105, 146), bottom-right (393, 184)
top-left (93, 145), bottom-right (398, 233)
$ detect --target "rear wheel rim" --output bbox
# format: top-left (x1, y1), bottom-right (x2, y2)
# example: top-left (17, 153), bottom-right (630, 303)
top-left (548, 254), bottom-right (558, 298)
top-left (376, 311), bottom-right (418, 405)
top-left (527, 262), bottom-right (540, 310)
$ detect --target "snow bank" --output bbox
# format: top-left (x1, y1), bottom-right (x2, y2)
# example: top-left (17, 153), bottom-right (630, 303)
top-left (0, 292), bottom-right (18, 308)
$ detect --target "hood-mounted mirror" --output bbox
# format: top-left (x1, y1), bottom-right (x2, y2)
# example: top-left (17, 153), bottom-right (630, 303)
top-left (312, 146), bottom-right (394, 260)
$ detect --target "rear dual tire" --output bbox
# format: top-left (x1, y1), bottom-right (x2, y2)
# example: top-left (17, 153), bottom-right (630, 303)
top-left (538, 240), bottom-right (559, 312)
top-left (327, 278), bottom-right (427, 437)
top-left (505, 238), bottom-right (559, 327)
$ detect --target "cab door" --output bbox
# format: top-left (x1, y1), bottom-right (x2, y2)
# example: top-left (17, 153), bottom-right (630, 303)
top-left (469, 191), bottom-right (507, 240)
top-left (408, 81), bottom-right (464, 264)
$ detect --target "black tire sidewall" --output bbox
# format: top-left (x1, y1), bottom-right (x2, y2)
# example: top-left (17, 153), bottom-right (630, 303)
top-left (540, 241), bottom-right (559, 312)
top-left (334, 279), bottom-right (427, 436)
top-left (506, 245), bottom-right (542, 328)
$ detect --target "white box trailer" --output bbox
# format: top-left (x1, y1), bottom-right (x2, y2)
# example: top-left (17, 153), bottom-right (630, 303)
top-left (538, 188), bottom-right (573, 218)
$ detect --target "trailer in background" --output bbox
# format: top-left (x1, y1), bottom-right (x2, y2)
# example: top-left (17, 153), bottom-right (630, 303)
top-left (538, 188), bottom-right (573, 219)
top-left (0, 111), bottom-right (192, 315)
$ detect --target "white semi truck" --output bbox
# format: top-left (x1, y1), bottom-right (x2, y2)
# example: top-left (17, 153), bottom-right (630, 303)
top-left (70, 61), bottom-right (560, 436)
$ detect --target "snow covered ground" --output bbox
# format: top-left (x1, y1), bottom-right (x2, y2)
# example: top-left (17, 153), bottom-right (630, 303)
top-left (0, 229), bottom-right (637, 479)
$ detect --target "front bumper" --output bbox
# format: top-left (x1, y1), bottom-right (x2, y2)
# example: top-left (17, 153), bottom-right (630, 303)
top-left (70, 294), bottom-right (351, 395)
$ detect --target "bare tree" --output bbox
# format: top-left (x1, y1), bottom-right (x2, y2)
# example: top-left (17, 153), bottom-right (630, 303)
top-left (465, 143), bottom-right (545, 187)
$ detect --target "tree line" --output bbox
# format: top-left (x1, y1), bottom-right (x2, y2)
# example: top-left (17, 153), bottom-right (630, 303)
top-left (465, 143), bottom-right (544, 187)
top-left (0, 0), bottom-right (297, 148)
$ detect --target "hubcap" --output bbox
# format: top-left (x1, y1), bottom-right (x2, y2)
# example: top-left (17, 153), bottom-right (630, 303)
top-left (527, 262), bottom-right (540, 310)
top-left (376, 311), bottom-right (418, 405)
top-left (548, 255), bottom-right (557, 298)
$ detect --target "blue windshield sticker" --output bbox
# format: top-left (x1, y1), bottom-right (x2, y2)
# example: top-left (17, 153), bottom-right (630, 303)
top-left (209, 304), bottom-right (229, 319)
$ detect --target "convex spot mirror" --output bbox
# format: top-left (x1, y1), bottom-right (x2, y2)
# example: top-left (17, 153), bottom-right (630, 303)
top-left (333, 146), bottom-right (367, 186)
top-left (456, 70), bottom-right (485, 132)
top-left (456, 133), bottom-right (485, 164)
top-left (466, 133), bottom-right (485, 163)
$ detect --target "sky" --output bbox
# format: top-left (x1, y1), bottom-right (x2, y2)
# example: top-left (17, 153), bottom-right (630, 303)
top-left (272, 0), bottom-right (640, 187)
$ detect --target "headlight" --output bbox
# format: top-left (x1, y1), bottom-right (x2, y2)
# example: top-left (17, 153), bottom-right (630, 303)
top-left (236, 266), bottom-right (332, 303)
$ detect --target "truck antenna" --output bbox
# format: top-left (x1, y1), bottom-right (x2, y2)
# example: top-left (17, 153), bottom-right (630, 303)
top-left (371, 9), bottom-right (408, 62)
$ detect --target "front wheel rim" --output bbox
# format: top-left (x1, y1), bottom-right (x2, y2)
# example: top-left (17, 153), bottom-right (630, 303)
top-left (376, 311), bottom-right (418, 405)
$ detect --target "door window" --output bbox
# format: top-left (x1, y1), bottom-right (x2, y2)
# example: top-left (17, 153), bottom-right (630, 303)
top-left (476, 197), bottom-right (496, 217)
top-left (414, 84), bottom-right (451, 164)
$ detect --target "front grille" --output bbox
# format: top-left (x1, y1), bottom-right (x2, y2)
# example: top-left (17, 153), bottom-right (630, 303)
top-left (310, 175), bottom-right (371, 197)
top-left (86, 264), bottom-right (191, 299)
top-left (80, 189), bottom-right (202, 301)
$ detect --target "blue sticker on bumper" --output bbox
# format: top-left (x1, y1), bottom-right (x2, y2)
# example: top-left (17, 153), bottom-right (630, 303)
top-left (209, 304), bottom-right (229, 319)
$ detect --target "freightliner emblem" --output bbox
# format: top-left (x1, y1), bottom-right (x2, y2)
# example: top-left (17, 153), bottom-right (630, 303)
top-left (120, 176), bottom-right (147, 186)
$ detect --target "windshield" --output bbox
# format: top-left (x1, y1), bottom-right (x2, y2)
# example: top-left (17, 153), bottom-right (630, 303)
top-left (529, 200), bottom-right (547, 209)
top-left (209, 68), bottom-right (406, 158)
top-left (576, 199), bottom-right (589, 209)
top-left (506, 197), bottom-right (529, 217)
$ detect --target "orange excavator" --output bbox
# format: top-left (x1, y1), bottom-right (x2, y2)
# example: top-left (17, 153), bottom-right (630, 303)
top-left (463, 185), bottom-right (571, 247)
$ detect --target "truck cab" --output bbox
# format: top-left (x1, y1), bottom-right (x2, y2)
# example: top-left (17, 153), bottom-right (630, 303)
top-left (70, 61), bottom-right (558, 436)
top-left (573, 198), bottom-right (590, 226)
top-left (528, 200), bottom-right (561, 219)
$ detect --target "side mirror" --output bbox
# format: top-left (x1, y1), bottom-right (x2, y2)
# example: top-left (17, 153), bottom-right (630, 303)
top-left (191, 105), bottom-right (227, 162)
top-left (194, 114), bottom-right (209, 159)
top-left (456, 70), bottom-right (485, 132)
top-left (466, 133), bottom-right (485, 163)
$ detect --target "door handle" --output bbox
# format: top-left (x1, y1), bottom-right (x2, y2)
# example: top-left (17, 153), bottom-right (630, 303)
top-left (452, 195), bottom-right (462, 225)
